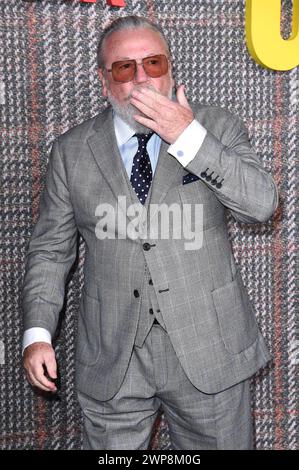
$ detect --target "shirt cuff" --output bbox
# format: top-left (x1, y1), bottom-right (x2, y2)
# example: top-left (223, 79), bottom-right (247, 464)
top-left (22, 327), bottom-right (52, 355)
top-left (167, 119), bottom-right (207, 167)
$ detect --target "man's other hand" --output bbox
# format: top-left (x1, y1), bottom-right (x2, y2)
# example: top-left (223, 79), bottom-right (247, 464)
top-left (130, 84), bottom-right (194, 144)
top-left (23, 342), bottom-right (57, 393)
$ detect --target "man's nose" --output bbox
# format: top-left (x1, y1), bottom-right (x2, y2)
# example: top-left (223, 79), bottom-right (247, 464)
top-left (133, 62), bottom-right (149, 83)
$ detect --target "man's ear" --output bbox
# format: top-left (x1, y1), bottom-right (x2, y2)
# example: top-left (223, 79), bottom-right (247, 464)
top-left (98, 69), bottom-right (108, 97)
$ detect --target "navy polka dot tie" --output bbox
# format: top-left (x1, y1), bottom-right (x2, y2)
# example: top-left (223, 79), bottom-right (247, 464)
top-left (130, 133), bottom-right (153, 205)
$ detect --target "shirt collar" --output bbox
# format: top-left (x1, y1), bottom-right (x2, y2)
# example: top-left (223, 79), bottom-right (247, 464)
top-left (113, 113), bottom-right (136, 147)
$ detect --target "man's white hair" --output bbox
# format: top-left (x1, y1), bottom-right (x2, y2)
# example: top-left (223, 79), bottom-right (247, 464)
top-left (97, 15), bottom-right (171, 69)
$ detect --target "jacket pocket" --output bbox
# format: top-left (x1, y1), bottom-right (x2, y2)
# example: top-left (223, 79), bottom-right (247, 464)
top-left (75, 292), bottom-right (101, 366)
top-left (182, 173), bottom-right (200, 185)
top-left (211, 269), bottom-right (259, 354)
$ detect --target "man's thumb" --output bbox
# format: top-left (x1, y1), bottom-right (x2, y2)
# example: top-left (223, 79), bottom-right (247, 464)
top-left (176, 85), bottom-right (189, 107)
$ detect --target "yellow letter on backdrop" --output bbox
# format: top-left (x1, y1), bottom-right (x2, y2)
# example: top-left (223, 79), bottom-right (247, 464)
top-left (246, 0), bottom-right (299, 70)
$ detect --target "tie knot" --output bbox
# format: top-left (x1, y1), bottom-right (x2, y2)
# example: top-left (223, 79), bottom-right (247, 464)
top-left (135, 132), bottom-right (153, 146)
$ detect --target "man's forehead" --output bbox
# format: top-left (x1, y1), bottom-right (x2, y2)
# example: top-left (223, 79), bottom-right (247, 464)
top-left (103, 28), bottom-right (168, 58)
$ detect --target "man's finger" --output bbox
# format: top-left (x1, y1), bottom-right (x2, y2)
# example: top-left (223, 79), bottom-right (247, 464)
top-left (176, 85), bottom-right (191, 109)
top-left (131, 88), bottom-right (170, 109)
top-left (44, 352), bottom-right (57, 380)
top-left (133, 114), bottom-right (159, 133)
top-left (130, 97), bottom-right (158, 120)
top-left (138, 86), bottom-right (167, 102)
top-left (27, 369), bottom-right (57, 392)
top-left (32, 362), bottom-right (57, 391)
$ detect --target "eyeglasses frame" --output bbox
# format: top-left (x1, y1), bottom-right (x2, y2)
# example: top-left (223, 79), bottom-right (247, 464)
top-left (104, 54), bottom-right (171, 83)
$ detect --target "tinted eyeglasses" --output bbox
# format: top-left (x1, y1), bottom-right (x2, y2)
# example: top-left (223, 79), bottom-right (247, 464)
top-left (105, 54), bottom-right (169, 83)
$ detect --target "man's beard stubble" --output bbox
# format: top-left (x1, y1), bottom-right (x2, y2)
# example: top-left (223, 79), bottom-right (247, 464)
top-left (107, 84), bottom-right (173, 135)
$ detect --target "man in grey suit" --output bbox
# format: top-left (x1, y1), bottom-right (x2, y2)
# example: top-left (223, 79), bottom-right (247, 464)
top-left (22, 16), bottom-right (278, 450)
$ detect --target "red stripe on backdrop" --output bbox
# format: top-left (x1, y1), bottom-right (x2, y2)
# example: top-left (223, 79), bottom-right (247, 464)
top-left (81, 0), bottom-right (126, 4)
top-left (150, 413), bottom-right (162, 450)
top-left (273, 72), bottom-right (284, 450)
top-left (26, 4), bottom-right (46, 449)
top-left (147, 0), bottom-right (156, 23)
top-left (27, 4), bottom-right (42, 226)
top-left (37, 395), bottom-right (47, 449)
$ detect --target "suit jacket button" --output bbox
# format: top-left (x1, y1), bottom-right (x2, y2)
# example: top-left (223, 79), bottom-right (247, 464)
top-left (149, 279), bottom-right (153, 285)
top-left (134, 289), bottom-right (139, 298)
top-left (143, 242), bottom-right (151, 251)
top-left (206, 171), bottom-right (214, 182)
top-left (149, 308), bottom-right (154, 314)
top-left (200, 167), bottom-right (209, 178)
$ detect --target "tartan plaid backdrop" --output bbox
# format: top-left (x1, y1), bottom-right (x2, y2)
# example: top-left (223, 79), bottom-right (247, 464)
top-left (0, 0), bottom-right (298, 450)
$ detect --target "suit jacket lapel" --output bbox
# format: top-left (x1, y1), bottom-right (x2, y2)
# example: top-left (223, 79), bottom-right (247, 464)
top-left (87, 108), bottom-right (135, 206)
top-left (148, 139), bottom-right (184, 222)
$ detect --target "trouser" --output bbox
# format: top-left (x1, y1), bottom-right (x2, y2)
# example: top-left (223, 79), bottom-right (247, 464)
top-left (77, 324), bottom-right (253, 450)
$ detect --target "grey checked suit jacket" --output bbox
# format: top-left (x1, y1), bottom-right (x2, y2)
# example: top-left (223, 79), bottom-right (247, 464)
top-left (22, 105), bottom-right (278, 401)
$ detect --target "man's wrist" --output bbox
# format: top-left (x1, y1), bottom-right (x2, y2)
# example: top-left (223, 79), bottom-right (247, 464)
top-left (167, 119), bottom-right (207, 167)
top-left (22, 327), bottom-right (52, 355)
